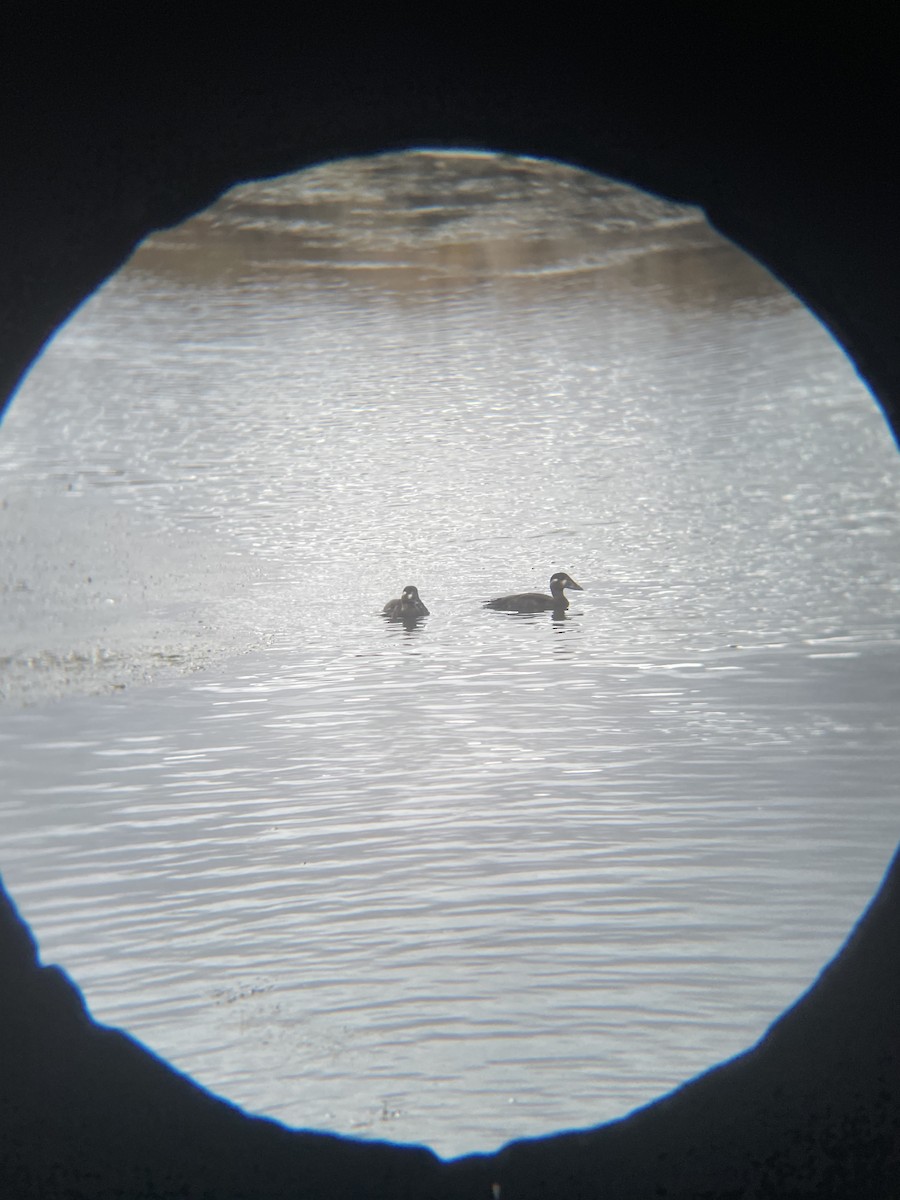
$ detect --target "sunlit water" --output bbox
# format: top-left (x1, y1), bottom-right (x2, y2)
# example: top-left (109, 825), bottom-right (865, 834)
top-left (1, 152), bottom-right (899, 1157)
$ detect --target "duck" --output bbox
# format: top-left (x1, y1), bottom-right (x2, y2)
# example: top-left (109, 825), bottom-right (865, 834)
top-left (382, 584), bottom-right (430, 620)
top-left (483, 571), bottom-right (583, 613)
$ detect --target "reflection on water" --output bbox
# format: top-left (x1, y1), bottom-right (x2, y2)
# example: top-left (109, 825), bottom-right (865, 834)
top-left (1, 152), bottom-right (899, 1157)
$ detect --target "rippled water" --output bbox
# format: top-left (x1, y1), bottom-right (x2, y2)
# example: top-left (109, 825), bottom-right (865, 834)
top-left (1, 152), bottom-right (899, 1156)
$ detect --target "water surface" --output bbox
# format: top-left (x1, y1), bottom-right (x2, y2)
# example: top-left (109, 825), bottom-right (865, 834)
top-left (1, 152), bottom-right (898, 1157)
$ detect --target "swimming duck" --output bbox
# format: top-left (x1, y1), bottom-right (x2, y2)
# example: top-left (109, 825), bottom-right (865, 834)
top-left (382, 584), bottom-right (430, 620)
top-left (483, 571), bottom-right (583, 613)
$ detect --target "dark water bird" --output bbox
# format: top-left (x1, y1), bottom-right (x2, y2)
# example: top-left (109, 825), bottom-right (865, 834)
top-left (382, 584), bottom-right (430, 620)
top-left (483, 571), bottom-right (583, 613)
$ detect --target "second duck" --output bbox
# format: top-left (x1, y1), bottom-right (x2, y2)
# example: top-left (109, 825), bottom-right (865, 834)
top-left (483, 571), bottom-right (583, 613)
top-left (383, 584), bottom-right (430, 620)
